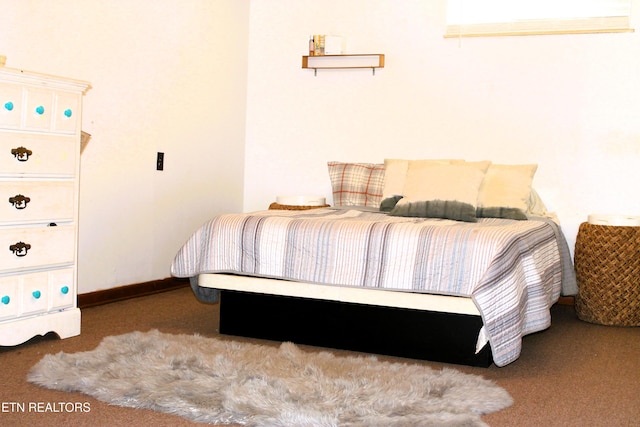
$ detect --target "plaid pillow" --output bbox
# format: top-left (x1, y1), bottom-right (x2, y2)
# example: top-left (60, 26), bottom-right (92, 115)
top-left (327, 162), bottom-right (385, 208)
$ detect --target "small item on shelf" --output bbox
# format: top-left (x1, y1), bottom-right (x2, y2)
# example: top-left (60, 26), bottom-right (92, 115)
top-left (324, 36), bottom-right (344, 55)
top-left (308, 35), bottom-right (315, 56)
top-left (314, 35), bottom-right (325, 56)
top-left (308, 35), bottom-right (339, 56)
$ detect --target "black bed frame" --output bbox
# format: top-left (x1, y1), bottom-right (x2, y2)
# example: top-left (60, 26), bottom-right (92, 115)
top-left (219, 290), bottom-right (493, 367)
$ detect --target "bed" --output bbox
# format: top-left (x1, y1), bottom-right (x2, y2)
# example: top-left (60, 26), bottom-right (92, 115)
top-left (171, 160), bottom-right (577, 367)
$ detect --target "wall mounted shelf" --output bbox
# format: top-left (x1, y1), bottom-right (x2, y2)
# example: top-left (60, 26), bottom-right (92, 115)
top-left (302, 54), bottom-right (385, 76)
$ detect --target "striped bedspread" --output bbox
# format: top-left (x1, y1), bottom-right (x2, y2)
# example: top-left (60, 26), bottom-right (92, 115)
top-left (171, 208), bottom-right (564, 366)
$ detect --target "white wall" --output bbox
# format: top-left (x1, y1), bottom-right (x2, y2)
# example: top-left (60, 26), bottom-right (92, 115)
top-left (244, 0), bottom-right (640, 254)
top-left (2, 0), bottom-right (639, 294)
top-left (1, 0), bottom-right (250, 292)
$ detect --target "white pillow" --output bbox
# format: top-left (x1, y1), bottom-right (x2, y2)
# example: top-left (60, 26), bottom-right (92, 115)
top-left (477, 164), bottom-right (538, 220)
top-left (527, 188), bottom-right (547, 216)
top-left (380, 158), bottom-right (464, 211)
top-left (381, 159), bottom-right (410, 200)
top-left (390, 161), bottom-right (491, 222)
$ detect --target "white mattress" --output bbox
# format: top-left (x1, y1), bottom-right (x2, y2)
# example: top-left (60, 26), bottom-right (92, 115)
top-left (198, 273), bottom-right (480, 315)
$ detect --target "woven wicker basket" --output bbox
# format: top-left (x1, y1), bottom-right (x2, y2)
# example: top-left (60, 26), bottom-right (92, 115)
top-left (574, 222), bottom-right (640, 326)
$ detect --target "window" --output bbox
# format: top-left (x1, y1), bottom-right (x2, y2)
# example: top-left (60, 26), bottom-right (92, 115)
top-left (445, 0), bottom-right (634, 37)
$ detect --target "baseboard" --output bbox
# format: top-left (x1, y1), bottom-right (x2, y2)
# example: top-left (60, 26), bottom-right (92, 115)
top-left (76, 277), bottom-right (575, 309)
top-left (558, 296), bottom-right (575, 306)
top-left (78, 277), bottom-right (190, 309)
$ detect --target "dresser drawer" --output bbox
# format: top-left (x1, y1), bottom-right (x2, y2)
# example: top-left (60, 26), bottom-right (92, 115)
top-left (20, 273), bottom-right (50, 315)
top-left (22, 87), bottom-right (54, 132)
top-left (48, 268), bottom-right (75, 310)
top-left (0, 83), bottom-right (23, 129)
top-left (52, 92), bottom-right (81, 134)
top-left (0, 225), bottom-right (75, 273)
top-left (0, 132), bottom-right (77, 176)
top-left (0, 275), bottom-right (19, 320)
top-left (1, 181), bottom-right (74, 225)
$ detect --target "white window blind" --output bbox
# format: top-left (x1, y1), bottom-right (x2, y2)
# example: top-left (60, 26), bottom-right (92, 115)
top-left (445, 0), bottom-right (634, 37)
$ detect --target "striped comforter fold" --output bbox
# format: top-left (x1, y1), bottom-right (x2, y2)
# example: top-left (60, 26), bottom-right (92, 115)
top-left (171, 208), bottom-right (563, 366)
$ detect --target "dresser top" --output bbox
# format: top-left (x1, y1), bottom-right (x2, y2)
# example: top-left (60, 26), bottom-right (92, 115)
top-left (0, 66), bottom-right (91, 93)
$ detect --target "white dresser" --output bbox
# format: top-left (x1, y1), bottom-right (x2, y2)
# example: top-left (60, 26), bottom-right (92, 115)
top-left (0, 66), bottom-right (90, 345)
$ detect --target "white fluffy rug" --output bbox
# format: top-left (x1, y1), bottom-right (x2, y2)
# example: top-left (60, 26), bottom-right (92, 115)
top-left (28, 330), bottom-right (512, 426)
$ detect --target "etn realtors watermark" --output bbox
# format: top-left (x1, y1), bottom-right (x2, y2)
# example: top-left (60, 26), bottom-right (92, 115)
top-left (2, 401), bottom-right (91, 413)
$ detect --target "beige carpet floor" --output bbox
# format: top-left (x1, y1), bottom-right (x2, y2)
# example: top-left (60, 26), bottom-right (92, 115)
top-left (1, 286), bottom-right (638, 426)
